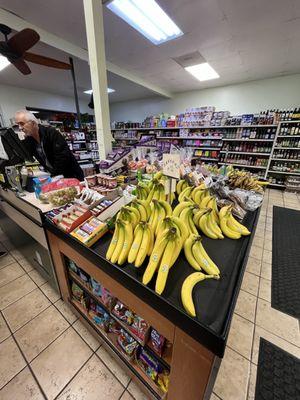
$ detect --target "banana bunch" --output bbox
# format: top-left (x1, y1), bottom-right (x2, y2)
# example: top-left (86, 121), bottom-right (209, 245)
top-left (190, 184), bottom-right (208, 206)
top-left (178, 185), bottom-right (194, 202)
top-left (128, 222), bottom-right (154, 267)
top-left (196, 208), bottom-right (224, 239)
top-left (143, 227), bottom-right (182, 294)
top-left (156, 215), bottom-right (189, 242)
top-left (149, 199), bottom-right (172, 234)
top-left (117, 205), bottom-right (140, 228)
top-left (176, 179), bottom-right (190, 196)
top-left (227, 170), bottom-right (263, 193)
top-left (147, 181), bottom-right (166, 203)
top-left (136, 182), bottom-right (150, 200)
top-left (106, 220), bottom-right (133, 265)
top-left (173, 203), bottom-right (199, 235)
top-left (184, 234), bottom-right (220, 276)
top-left (219, 206), bottom-right (251, 239)
top-left (181, 272), bottom-right (219, 317)
top-left (131, 199), bottom-right (151, 222)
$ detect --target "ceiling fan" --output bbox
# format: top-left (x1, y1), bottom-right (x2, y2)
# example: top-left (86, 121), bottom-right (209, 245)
top-left (0, 24), bottom-right (84, 126)
top-left (0, 24), bottom-right (71, 75)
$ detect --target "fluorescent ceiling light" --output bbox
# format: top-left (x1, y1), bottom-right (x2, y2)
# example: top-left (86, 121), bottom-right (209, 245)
top-left (185, 63), bottom-right (220, 81)
top-left (107, 0), bottom-right (183, 45)
top-left (0, 55), bottom-right (10, 72)
top-left (84, 88), bottom-right (115, 94)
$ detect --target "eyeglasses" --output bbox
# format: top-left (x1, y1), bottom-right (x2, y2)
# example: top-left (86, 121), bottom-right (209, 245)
top-left (16, 121), bottom-right (32, 128)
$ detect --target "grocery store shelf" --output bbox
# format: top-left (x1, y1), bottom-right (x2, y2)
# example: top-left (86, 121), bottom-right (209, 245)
top-left (218, 162), bottom-right (267, 169)
top-left (111, 124), bottom-right (277, 131)
top-left (114, 137), bottom-right (138, 141)
top-left (156, 136), bottom-right (181, 139)
top-left (274, 147), bottom-right (299, 150)
top-left (157, 136), bottom-right (222, 140)
top-left (267, 183), bottom-right (285, 188)
top-left (272, 158), bottom-right (300, 161)
top-left (277, 135), bottom-right (300, 138)
top-left (193, 157), bottom-right (219, 161)
top-left (90, 140), bottom-right (98, 142)
top-left (268, 170), bottom-right (300, 176)
top-left (222, 138), bottom-right (274, 142)
top-left (73, 140), bottom-right (86, 143)
top-left (220, 151), bottom-right (270, 156)
top-left (188, 146), bottom-right (221, 150)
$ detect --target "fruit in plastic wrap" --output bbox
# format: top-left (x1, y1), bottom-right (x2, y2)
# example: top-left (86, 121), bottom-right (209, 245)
top-left (39, 186), bottom-right (77, 205)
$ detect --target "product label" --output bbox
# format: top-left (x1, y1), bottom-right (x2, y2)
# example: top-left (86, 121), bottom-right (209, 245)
top-left (162, 154), bottom-right (180, 179)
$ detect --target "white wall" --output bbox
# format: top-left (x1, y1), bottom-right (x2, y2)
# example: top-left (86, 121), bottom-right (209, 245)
top-left (0, 83), bottom-right (91, 126)
top-left (110, 74), bottom-right (300, 122)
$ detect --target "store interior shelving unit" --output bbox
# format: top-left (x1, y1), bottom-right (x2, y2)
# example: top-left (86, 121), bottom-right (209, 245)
top-left (265, 120), bottom-right (300, 189)
top-left (112, 123), bottom-right (300, 189)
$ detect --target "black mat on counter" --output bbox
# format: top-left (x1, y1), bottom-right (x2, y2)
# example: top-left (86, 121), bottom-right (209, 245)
top-left (272, 206), bottom-right (300, 319)
top-left (92, 211), bottom-right (257, 336)
top-left (255, 338), bottom-right (300, 400)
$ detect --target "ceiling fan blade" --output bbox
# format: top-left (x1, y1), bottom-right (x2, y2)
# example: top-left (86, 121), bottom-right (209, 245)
top-left (7, 29), bottom-right (40, 55)
top-left (12, 59), bottom-right (31, 75)
top-left (24, 52), bottom-right (71, 70)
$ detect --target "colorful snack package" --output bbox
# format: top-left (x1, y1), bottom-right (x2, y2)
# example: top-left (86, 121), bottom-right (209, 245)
top-left (90, 278), bottom-right (102, 297)
top-left (130, 316), bottom-right (149, 341)
top-left (150, 328), bottom-right (165, 357)
top-left (117, 329), bottom-right (138, 358)
top-left (101, 287), bottom-right (115, 309)
top-left (78, 268), bottom-right (90, 284)
top-left (112, 301), bottom-right (129, 322)
top-left (108, 319), bottom-right (122, 335)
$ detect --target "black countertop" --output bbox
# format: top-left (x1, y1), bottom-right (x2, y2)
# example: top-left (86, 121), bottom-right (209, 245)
top-left (45, 209), bottom-right (259, 358)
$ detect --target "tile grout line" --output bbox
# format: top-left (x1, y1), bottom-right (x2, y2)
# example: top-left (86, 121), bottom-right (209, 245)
top-left (0, 310), bottom-right (48, 400)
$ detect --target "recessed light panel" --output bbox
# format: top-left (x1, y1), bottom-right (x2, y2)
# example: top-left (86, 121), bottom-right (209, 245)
top-left (185, 63), bottom-right (220, 81)
top-left (84, 88), bottom-right (115, 94)
top-left (107, 0), bottom-right (183, 45)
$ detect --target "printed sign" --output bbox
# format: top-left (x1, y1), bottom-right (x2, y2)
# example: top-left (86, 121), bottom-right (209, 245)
top-left (162, 154), bottom-right (180, 179)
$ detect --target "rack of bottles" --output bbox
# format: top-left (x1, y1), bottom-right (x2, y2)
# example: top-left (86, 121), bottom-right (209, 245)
top-left (265, 121), bottom-right (300, 188)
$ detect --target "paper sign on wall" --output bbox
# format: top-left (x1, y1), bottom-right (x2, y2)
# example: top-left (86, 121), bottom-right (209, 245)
top-left (162, 154), bottom-right (180, 179)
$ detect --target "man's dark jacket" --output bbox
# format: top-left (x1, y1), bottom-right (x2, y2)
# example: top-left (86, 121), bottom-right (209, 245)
top-left (24, 125), bottom-right (84, 181)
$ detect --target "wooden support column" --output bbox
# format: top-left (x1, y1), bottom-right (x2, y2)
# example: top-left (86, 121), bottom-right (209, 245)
top-left (83, 0), bottom-right (112, 159)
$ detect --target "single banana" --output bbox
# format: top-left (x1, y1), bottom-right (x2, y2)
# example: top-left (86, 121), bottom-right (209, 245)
top-left (153, 171), bottom-right (163, 180)
top-left (106, 222), bottom-right (119, 261)
top-left (118, 221), bottom-right (133, 265)
top-left (181, 272), bottom-right (218, 317)
top-left (179, 207), bottom-right (193, 234)
top-left (159, 200), bottom-right (172, 217)
top-left (156, 217), bottom-right (174, 240)
top-left (173, 201), bottom-right (194, 217)
top-left (155, 236), bottom-right (177, 294)
top-left (193, 208), bottom-right (210, 228)
top-left (132, 201), bottom-right (147, 222)
top-left (192, 239), bottom-right (220, 276)
top-left (176, 179), bottom-right (186, 195)
top-left (147, 225), bottom-right (155, 256)
top-left (219, 205), bottom-right (232, 219)
top-left (143, 235), bottom-right (169, 285)
top-left (194, 189), bottom-right (206, 205)
top-left (178, 186), bottom-right (193, 202)
top-left (227, 212), bottom-right (251, 236)
top-left (137, 199), bottom-right (151, 220)
top-left (184, 234), bottom-right (201, 271)
top-left (128, 223), bottom-right (144, 264)
top-left (188, 210), bottom-right (198, 235)
top-left (135, 226), bottom-right (151, 267)
top-left (159, 185), bottom-right (166, 201)
top-left (110, 221), bottom-right (125, 264)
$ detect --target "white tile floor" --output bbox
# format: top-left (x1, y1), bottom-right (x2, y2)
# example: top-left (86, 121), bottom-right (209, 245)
top-left (0, 188), bottom-right (299, 400)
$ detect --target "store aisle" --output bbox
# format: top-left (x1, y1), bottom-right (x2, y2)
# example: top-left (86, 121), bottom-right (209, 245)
top-left (0, 188), bottom-right (299, 400)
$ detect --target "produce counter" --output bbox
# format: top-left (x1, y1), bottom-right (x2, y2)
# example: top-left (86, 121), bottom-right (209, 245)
top-left (0, 187), bottom-right (59, 290)
top-left (45, 208), bottom-right (259, 400)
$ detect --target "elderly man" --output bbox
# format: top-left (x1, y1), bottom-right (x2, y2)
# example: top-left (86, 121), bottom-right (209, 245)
top-left (14, 110), bottom-right (84, 181)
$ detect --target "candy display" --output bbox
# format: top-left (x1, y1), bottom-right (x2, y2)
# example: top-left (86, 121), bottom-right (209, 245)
top-left (117, 329), bottom-right (139, 359)
top-left (149, 328), bottom-right (165, 357)
top-left (71, 216), bottom-right (108, 247)
top-left (51, 205), bottom-right (91, 233)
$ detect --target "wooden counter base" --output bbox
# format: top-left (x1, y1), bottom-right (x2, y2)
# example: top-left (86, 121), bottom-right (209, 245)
top-left (47, 230), bottom-right (216, 400)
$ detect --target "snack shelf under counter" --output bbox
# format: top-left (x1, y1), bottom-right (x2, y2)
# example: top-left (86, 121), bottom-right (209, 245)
top-left (45, 207), bottom-right (259, 400)
top-left (0, 186), bottom-right (59, 291)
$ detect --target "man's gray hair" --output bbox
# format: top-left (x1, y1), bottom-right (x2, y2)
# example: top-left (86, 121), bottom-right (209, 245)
top-left (15, 109), bottom-right (38, 123)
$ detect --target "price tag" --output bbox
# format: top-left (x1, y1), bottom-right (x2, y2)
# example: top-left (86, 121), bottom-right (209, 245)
top-left (162, 154), bottom-right (180, 179)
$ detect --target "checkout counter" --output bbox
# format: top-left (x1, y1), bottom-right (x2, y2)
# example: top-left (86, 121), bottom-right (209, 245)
top-left (0, 186), bottom-right (59, 291)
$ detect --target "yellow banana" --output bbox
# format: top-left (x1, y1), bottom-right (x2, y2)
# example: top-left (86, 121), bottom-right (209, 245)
top-left (159, 200), bottom-right (172, 217)
top-left (199, 212), bottom-right (218, 239)
top-left (206, 211), bottom-right (224, 239)
top-left (192, 239), bottom-right (220, 276)
top-left (110, 222), bottom-right (125, 264)
top-left (179, 208), bottom-right (193, 234)
top-left (170, 216), bottom-right (189, 242)
top-left (128, 223), bottom-right (144, 264)
top-left (227, 212), bottom-right (251, 236)
top-left (159, 185), bottom-right (166, 201)
top-left (156, 217), bottom-right (174, 240)
top-left (184, 234), bottom-right (201, 271)
top-left (181, 272), bottom-right (218, 317)
top-left (132, 201), bottom-right (147, 222)
top-left (147, 225), bottom-right (155, 256)
top-left (200, 195), bottom-right (212, 208)
top-left (124, 206), bottom-right (140, 223)
top-left (219, 205), bottom-right (232, 219)
top-left (118, 221), bottom-right (133, 265)
top-left (135, 226), bottom-right (151, 267)
top-left (136, 199), bottom-right (151, 220)
top-left (178, 186), bottom-right (193, 202)
top-left (188, 211), bottom-right (198, 235)
top-left (106, 222), bottom-right (120, 261)
top-left (155, 237), bottom-right (177, 294)
top-left (220, 214), bottom-right (241, 239)
top-left (143, 235), bottom-right (169, 285)
top-left (153, 171), bottom-right (163, 180)
top-left (176, 179), bottom-right (186, 195)
top-left (193, 208), bottom-right (209, 228)
top-left (173, 201), bottom-right (194, 217)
